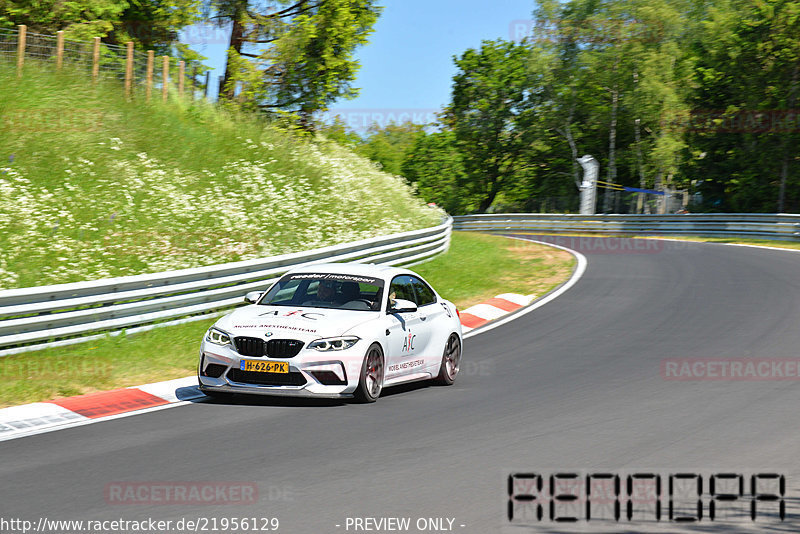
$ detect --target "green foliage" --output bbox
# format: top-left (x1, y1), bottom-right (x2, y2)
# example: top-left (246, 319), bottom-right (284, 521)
top-left (0, 0), bottom-right (127, 36)
top-left (315, 116), bottom-right (362, 148)
top-left (402, 131), bottom-right (468, 213)
top-left (356, 122), bottom-right (424, 176)
top-left (687, 0), bottom-right (800, 211)
top-left (216, 0), bottom-right (381, 127)
top-left (418, 0), bottom-right (800, 214)
top-left (443, 40), bottom-right (545, 213)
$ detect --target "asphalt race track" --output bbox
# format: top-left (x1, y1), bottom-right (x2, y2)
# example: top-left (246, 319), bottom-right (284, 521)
top-left (3, 236), bottom-right (800, 533)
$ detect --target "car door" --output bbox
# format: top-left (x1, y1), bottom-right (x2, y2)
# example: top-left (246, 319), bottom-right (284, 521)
top-left (384, 275), bottom-right (427, 380)
top-left (408, 276), bottom-right (441, 363)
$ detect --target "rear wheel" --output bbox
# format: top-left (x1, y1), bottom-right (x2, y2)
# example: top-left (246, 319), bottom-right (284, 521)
top-left (354, 343), bottom-right (384, 403)
top-left (435, 334), bottom-right (461, 385)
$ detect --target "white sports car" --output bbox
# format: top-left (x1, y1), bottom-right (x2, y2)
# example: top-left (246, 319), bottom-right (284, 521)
top-left (198, 263), bottom-right (463, 402)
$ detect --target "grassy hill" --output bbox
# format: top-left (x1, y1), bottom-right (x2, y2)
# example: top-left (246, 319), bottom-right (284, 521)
top-left (0, 65), bottom-right (442, 289)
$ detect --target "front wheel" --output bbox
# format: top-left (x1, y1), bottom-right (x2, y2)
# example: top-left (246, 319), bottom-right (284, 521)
top-left (354, 343), bottom-right (384, 403)
top-left (435, 334), bottom-right (461, 385)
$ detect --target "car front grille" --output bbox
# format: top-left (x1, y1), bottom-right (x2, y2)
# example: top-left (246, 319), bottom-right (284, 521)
top-left (226, 368), bottom-right (307, 387)
top-left (267, 339), bottom-right (304, 357)
top-left (233, 337), bottom-right (304, 358)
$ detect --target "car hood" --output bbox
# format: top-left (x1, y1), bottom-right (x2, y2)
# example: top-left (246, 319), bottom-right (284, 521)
top-left (215, 305), bottom-right (379, 342)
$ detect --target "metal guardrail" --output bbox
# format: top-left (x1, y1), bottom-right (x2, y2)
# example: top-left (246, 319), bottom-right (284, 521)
top-left (0, 217), bottom-right (452, 354)
top-left (453, 213), bottom-right (800, 240)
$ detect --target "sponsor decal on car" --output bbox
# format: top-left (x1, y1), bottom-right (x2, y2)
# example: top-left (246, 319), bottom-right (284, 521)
top-left (287, 273), bottom-right (383, 285)
top-left (232, 323), bottom-right (318, 333)
top-left (402, 332), bottom-right (416, 352)
top-left (441, 302), bottom-right (453, 317)
top-left (387, 360), bottom-right (425, 373)
top-left (258, 310), bottom-right (324, 320)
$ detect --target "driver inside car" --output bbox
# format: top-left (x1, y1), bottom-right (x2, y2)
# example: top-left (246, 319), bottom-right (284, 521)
top-left (317, 279), bottom-right (336, 302)
top-left (338, 281), bottom-right (360, 304)
top-left (302, 279), bottom-right (336, 307)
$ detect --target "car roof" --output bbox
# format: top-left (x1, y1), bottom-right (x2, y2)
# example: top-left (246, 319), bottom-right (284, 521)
top-left (287, 262), bottom-right (418, 282)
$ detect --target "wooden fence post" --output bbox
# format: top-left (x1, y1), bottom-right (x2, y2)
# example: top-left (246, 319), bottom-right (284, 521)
top-left (125, 41), bottom-right (134, 98)
top-left (92, 37), bottom-right (100, 84)
top-left (162, 56), bottom-right (169, 102)
top-left (16, 25), bottom-right (26, 78)
top-left (146, 50), bottom-right (154, 102)
top-left (178, 60), bottom-right (185, 98)
top-left (56, 31), bottom-right (64, 70)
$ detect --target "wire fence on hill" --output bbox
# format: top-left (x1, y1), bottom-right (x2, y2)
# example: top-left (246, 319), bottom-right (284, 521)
top-left (0, 25), bottom-right (209, 101)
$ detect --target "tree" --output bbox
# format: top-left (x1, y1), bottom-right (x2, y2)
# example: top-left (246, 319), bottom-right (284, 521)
top-left (316, 116), bottom-right (361, 148)
top-left (213, 0), bottom-right (381, 127)
top-left (357, 122), bottom-right (424, 176)
top-left (530, 0), bottom-right (693, 213)
top-left (402, 131), bottom-right (468, 213)
top-left (443, 40), bottom-right (546, 213)
top-left (0, 0), bottom-right (128, 37)
top-left (688, 0), bottom-right (800, 212)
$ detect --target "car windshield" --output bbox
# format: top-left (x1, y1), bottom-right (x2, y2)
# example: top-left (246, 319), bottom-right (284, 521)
top-left (259, 273), bottom-right (385, 311)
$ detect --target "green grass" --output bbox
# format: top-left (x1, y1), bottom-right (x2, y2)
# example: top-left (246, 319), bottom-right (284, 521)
top-left (0, 63), bottom-right (441, 288)
top-left (0, 232), bottom-right (575, 407)
top-left (413, 232), bottom-right (575, 309)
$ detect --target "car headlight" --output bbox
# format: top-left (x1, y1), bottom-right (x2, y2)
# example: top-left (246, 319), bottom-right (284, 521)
top-left (206, 327), bottom-right (232, 347)
top-left (308, 336), bottom-right (360, 351)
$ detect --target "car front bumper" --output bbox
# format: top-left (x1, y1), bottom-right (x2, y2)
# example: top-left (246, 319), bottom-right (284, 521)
top-left (198, 340), bottom-right (365, 398)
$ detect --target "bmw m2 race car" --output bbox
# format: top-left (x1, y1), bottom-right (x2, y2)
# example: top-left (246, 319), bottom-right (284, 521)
top-left (198, 263), bottom-right (463, 402)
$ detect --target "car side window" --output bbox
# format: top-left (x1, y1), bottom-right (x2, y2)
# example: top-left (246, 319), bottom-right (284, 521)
top-left (389, 275), bottom-right (416, 305)
top-left (410, 277), bottom-right (436, 306)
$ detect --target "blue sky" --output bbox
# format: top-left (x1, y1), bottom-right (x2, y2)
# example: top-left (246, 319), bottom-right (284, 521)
top-left (181, 0), bottom-right (536, 131)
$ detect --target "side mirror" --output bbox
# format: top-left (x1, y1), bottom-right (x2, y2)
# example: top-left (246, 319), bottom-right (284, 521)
top-left (244, 291), bottom-right (263, 304)
top-left (388, 298), bottom-right (418, 314)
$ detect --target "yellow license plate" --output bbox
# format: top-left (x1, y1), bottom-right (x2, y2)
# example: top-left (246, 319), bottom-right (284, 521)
top-left (241, 360), bottom-right (289, 373)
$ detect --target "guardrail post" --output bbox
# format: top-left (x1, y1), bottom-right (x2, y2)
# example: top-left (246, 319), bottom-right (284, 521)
top-left (16, 25), bottom-right (26, 78)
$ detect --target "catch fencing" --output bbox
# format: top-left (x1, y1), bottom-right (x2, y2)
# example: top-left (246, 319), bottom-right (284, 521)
top-left (0, 218), bottom-right (452, 355)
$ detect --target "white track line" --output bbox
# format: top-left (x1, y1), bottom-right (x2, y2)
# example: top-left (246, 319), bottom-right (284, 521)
top-left (463, 237), bottom-right (587, 339)
top-left (0, 400), bottom-right (199, 443)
